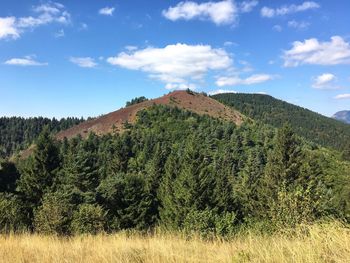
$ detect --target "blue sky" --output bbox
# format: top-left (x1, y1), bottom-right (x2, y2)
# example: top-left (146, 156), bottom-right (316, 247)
top-left (0, 0), bottom-right (350, 118)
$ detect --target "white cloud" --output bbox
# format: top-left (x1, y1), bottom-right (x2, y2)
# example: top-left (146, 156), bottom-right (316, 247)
top-left (261, 1), bottom-right (320, 18)
top-left (288, 20), bottom-right (310, 30)
top-left (216, 74), bottom-right (274, 86)
top-left (0, 17), bottom-right (19, 39)
top-left (17, 3), bottom-right (70, 28)
top-left (240, 1), bottom-right (259, 13)
top-left (162, 0), bottom-right (238, 25)
top-left (334, 94), bottom-right (350, 100)
top-left (312, 73), bottom-right (339, 89)
top-left (4, 56), bottom-right (48, 66)
top-left (70, 57), bottom-right (97, 68)
top-left (107, 43), bottom-right (232, 89)
top-left (283, 36), bottom-right (350, 67)
top-left (165, 83), bottom-right (197, 90)
top-left (272, 25), bottom-right (282, 32)
top-left (0, 2), bottom-right (70, 40)
top-left (208, 89), bottom-right (237, 95)
top-left (99, 7), bottom-right (115, 16)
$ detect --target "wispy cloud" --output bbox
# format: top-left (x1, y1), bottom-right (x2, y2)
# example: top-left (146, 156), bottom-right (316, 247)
top-left (70, 57), bottom-right (97, 68)
top-left (208, 89), bottom-right (237, 95)
top-left (334, 94), bottom-right (350, 100)
top-left (261, 1), bottom-right (319, 18)
top-left (283, 36), bottom-right (350, 67)
top-left (288, 20), bottom-right (310, 30)
top-left (107, 43), bottom-right (232, 90)
top-left (0, 2), bottom-right (70, 40)
top-left (54, 29), bottom-right (64, 38)
top-left (239, 1), bottom-right (259, 13)
top-left (216, 74), bottom-right (275, 87)
top-left (4, 56), bottom-right (48, 66)
top-left (272, 25), bottom-right (282, 32)
top-left (99, 7), bottom-right (115, 16)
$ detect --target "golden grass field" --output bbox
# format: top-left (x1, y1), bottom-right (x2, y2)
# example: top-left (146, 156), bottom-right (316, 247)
top-left (0, 223), bottom-right (349, 263)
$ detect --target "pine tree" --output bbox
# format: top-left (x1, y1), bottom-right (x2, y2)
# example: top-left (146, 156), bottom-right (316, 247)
top-left (17, 127), bottom-right (60, 207)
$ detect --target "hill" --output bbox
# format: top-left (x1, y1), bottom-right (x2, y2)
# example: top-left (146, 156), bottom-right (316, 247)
top-left (56, 90), bottom-right (244, 140)
top-left (333, 110), bottom-right (350, 124)
top-left (212, 93), bottom-right (350, 151)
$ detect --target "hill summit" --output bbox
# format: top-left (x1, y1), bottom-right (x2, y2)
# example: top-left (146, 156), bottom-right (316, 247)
top-left (56, 90), bottom-right (244, 140)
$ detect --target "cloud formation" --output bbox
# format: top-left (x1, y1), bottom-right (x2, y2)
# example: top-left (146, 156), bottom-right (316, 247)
top-left (99, 7), bottom-right (115, 16)
top-left (334, 94), bottom-right (350, 100)
top-left (288, 20), bottom-right (310, 30)
top-left (208, 89), bottom-right (237, 95)
top-left (107, 43), bottom-right (232, 89)
top-left (239, 1), bottom-right (259, 13)
top-left (0, 2), bottom-right (70, 40)
top-left (70, 57), bottom-right (97, 68)
top-left (162, 0), bottom-right (238, 25)
top-left (4, 56), bottom-right (48, 66)
top-left (216, 74), bottom-right (274, 87)
top-left (261, 1), bottom-right (319, 18)
top-left (283, 36), bottom-right (350, 67)
top-left (312, 73), bottom-right (339, 89)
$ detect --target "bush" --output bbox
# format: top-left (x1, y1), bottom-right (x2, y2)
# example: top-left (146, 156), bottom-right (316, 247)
top-left (183, 209), bottom-right (237, 238)
top-left (34, 192), bottom-right (73, 235)
top-left (71, 204), bottom-right (106, 234)
top-left (0, 193), bottom-right (28, 233)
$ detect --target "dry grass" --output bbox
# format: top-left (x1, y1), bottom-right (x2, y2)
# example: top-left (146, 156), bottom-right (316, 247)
top-left (0, 223), bottom-right (349, 263)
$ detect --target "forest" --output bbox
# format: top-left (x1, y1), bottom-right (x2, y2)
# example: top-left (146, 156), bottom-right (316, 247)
top-left (1, 105), bottom-right (349, 236)
top-left (0, 117), bottom-right (85, 159)
top-left (212, 93), bottom-right (350, 152)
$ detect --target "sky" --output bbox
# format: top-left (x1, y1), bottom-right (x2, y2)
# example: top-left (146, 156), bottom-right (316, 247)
top-left (0, 0), bottom-right (350, 118)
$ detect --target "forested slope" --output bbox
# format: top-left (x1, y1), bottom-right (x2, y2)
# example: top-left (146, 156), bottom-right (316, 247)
top-left (1, 105), bottom-right (349, 235)
top-left (0, 117), bottom-right (85, 158)
top-left (212, 93), bottom-right (350, 151)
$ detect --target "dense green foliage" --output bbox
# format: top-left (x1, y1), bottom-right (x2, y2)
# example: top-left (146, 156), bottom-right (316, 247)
top-left (0, 105), bottom-right (349, 236)
top-left (125, 96), bottom-right (148, 107)
top-left (0, 117), bottom-right (85, 158)
top-left (212, 93), bottom-right (350, 152)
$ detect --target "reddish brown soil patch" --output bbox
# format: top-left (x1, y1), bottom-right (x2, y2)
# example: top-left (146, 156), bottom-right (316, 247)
top-left (56, 91), bottom-right (244, 140)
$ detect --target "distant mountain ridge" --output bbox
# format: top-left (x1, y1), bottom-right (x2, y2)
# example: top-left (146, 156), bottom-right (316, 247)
top-left (333, 110), bottom-right (350, 124)
top-left (212, 93), bottom-right (350, 151)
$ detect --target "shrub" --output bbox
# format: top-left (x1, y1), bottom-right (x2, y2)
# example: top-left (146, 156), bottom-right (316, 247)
top-left (0, 193), bottom-right (28, 233)
top-left (34, 192), bottom-right (73, 235)
top-left (71, 204), bottom-right (106, 234)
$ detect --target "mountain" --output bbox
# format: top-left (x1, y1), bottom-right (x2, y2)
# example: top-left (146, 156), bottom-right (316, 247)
top-left (333, 111), bottom-right (350, 124)
top-left (212, 93), bottom-right (350, 151)
top-left (56, 90), bottom-right (244, 140)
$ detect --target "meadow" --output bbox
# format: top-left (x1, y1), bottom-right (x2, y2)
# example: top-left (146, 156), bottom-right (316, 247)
top-left (0, 222), bottom-right (349, 263)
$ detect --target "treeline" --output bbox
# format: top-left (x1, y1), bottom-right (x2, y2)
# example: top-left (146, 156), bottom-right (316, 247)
top-left (0, 117), bottom-right (85, 158)
top-left (125, 96), bottom-right (148, 107)
top-left (0, 105), bottom-right (349, 236)
top-left (212, 93), bottom-right (350, 152)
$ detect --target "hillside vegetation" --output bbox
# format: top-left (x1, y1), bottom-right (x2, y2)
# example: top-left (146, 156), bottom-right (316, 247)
top-left (0, 117), bottom-right (85, 158)
top-left (212, 93), bottom-right (350, 151)
top-left (1, 105), bottom-right (349, 236)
